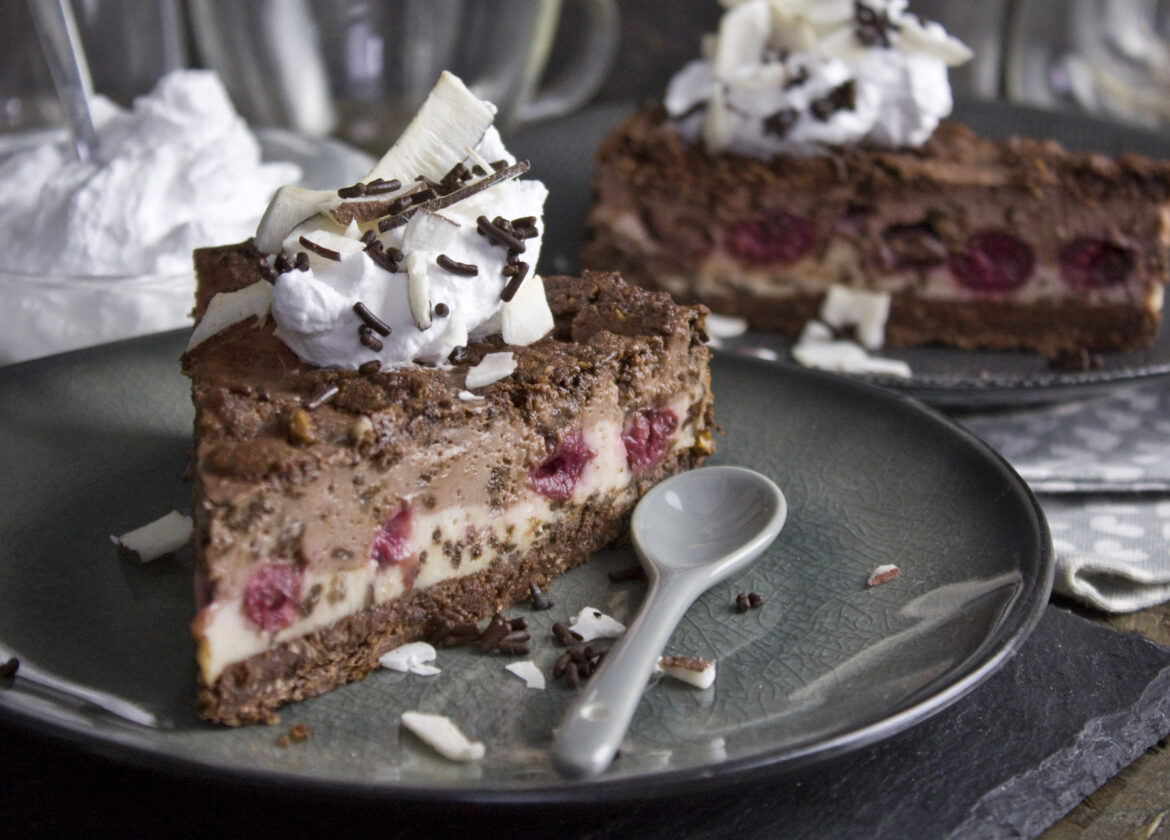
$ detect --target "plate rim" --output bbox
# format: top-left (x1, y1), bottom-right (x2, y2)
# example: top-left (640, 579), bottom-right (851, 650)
top-left (0, 335), bottom-right (1054, 804)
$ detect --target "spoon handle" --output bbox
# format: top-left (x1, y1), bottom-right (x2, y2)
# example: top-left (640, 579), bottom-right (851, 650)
top-left (551, 573), bottom-right (699, 779)
top-left (27, 0), bottom-right (99, 162)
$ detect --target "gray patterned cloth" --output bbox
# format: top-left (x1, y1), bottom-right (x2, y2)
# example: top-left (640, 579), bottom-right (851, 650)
top-left (959, 384), bottom-right (1170, 613)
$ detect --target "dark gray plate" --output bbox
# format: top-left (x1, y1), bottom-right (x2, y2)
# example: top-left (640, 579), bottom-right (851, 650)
top-left (0, 330), bottom-right (1052, 801)
top-left (511, 101), bottom-right (1170, 408)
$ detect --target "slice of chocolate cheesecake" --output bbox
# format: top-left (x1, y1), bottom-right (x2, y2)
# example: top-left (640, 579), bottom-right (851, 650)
top-left (583, 108), bottom-right (1170, 359)
top-left (179, 71), bottom-right (714, 725)
top-left (184, 257), bottom-right (712, 726)
top-left (582, 0), bottom-right (1170, 360)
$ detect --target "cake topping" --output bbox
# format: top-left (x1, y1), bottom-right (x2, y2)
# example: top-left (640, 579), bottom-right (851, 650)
top-left (664, 0), bottom-right (972, 156)
top-left (244, 72), bottom-right (552, 370)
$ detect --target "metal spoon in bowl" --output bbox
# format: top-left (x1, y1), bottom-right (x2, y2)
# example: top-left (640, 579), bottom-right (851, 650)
top-left (27, 0), bottom-right (99, 162)
top-left (551, 466), bottom-right (788, 780)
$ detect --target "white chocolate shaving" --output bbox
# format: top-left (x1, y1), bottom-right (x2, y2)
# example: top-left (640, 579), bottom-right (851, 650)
top-left (186, 281), bottom-right (273, 352)
top-left (111, 510), bottom-right (192, 562)
top-left (704, 312), bottom-right (749, 339)
top-left (504, 661), bottom-right (546, 689)
top-left (401, 711), bottom-right (485, 762)
top-left (378, 642), bottom-right (441, 676)
top-left (465, 351), bottom-right (516, 389)
top-left (568, 607), bottom-right (626, 642)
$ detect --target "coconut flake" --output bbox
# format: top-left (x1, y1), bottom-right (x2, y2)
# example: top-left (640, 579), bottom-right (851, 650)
top-left (111, 510), bottom-right (192, 562)
top-left (378, 642), bottom-right (441, 676)
top-left (401, 711), bottom-right (485, 762)
top-left (500, 274), bottom-right (554, 347)
top-left (658, 655), bottom-right (717, 689)
top-left (568, 607), bottom-right (626, 642)
top-left (465, 351), bottom-right (516, 389)
top-left (704, 312), bottom-right (749, 339)
top-left (819, 286), bottom-right (891, 350)
top-left (791, 318), bottom-right (911, 379)
top-left (186, 281), bottom-right (273, 351)
top-left (504, 660), bottom-right (546, 689)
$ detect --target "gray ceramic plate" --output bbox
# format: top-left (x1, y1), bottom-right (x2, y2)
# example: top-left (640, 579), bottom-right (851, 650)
top-left (512, 101), bottom-right (1170, 409)
top-left (0, 332), bottom-right (1052, 801)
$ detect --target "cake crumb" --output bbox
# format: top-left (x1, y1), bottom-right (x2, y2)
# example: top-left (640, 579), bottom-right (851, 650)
top-left (286, 407), bottom-right (317, 445)
top-left (347, 415), bottom-right (375, 447)
top-left (658, 655), bottom-right (716, 689)
top-left (735, 592), bottom-right (764, 612)
top-left (276, 723), bottom-right (311, 747)
top-left (867, 564), bottom-right (901, 586)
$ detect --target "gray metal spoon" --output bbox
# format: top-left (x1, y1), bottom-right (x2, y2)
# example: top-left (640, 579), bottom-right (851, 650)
top-left (551, 465), bottom-right (787, 779)
top-left (27, 0), bottom-right (99, 162)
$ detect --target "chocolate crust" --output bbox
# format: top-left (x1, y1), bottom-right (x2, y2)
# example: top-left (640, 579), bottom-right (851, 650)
top-left (583, 108), bottom-right (1170, 357)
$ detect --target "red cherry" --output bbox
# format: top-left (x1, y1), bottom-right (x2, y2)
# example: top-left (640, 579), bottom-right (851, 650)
top-left (529, 429), bottom-right (595, 501)
top-left (242, 562), bottom-right (302, 631)
top-left (947, 230), bottom-right (1034, 293)
top-left (621, 408), bottom-right (679, 473)
top-left (1059, 238), bottom-right (1133, 290)
top-left (724, 208), bottom-right (816, 265)
top-left (371, 506), bottom-right (413, 568)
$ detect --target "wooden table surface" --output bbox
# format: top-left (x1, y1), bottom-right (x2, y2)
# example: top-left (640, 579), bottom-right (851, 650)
top-left (1041, 601), bottom-right (1170, 838)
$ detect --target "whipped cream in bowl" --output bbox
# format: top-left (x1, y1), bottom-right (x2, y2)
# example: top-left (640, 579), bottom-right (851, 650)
top-left (665, 0), bottom-right (972, 156)
top-left (0, 69), bottom-right (368, 365)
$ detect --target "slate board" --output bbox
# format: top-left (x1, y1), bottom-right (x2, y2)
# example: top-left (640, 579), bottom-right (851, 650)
top-left (3, 604), bottom-right (1168, 838)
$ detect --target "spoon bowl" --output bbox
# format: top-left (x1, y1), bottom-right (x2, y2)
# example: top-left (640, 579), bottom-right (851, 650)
top-left (551, 466), bottom-right (787, 780)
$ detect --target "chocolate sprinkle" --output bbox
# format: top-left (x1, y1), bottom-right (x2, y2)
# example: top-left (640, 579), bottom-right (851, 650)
top-left (358, 326), bottom-right (384, 352)
top-left (811, 80), bottom-right (857, 121)
top-left (274, 253), bottom-right (295, 274)
top-left (763, 107), bottom-right (799, 138)
top-left (500, 262), bottom-right (530, 302)
top-left (377, 161), bottom-right (531, 232)
top-left (436, 253), bottom-right (479, 276)
top-left (529, 583), bottom-right (554, 610)
top-left (337, 182), bottom-right (367, 199)
top-left (364, 177), bottom-right (402, 195)
top-left (295, 252), bottom-right (310, 271)
top-left (552, 622), bottom-right (582, 646)
top-left (433, 302), bottom-right (450, 318)
top-left (855, 1), bottom-right (899, 48)
top-left (298, 235), bottom-right (342, 262)
top-left (353, 301), bottom-right (391, 336)
top-left (358, 359), bottom-right (382, 375)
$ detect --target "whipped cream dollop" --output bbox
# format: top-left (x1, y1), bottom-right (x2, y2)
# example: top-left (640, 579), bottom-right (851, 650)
top-left (0, 70), bottom-right (299, 276)
top-left (665, 0), bottom-right (972, 156)
top-left (254, 71), bottom-right (553, 370)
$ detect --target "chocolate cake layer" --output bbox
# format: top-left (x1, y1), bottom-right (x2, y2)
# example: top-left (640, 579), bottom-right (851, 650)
top-left (183, 244), bottom-right (714, 725)
top-left (583, 109), bottom-right (1170, 357)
